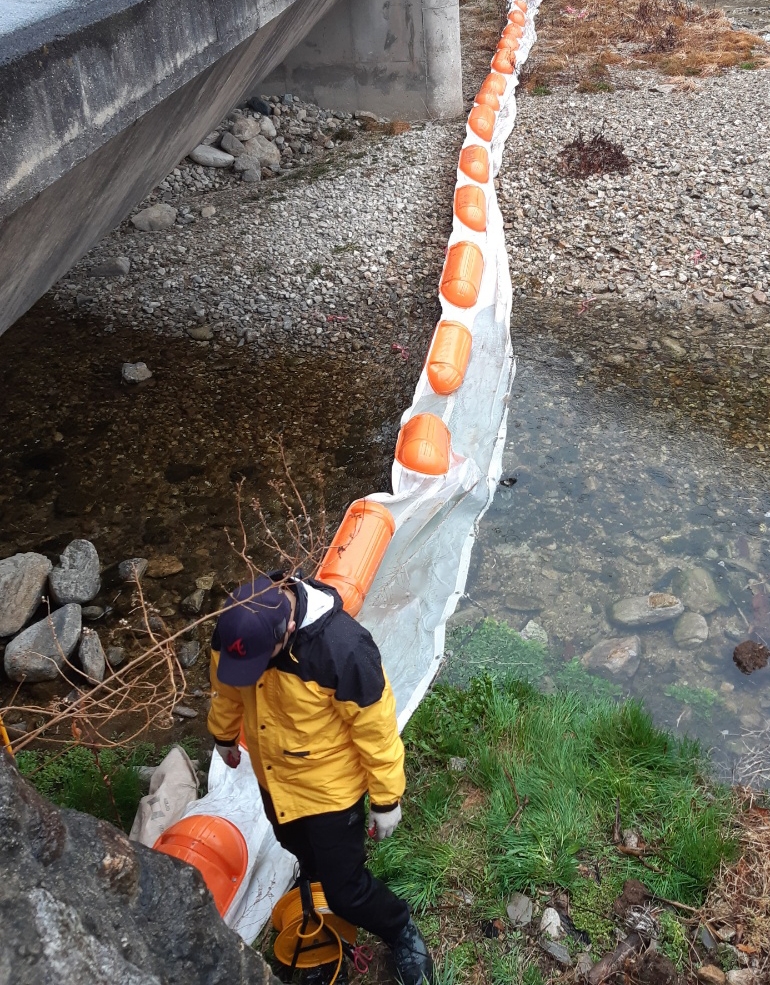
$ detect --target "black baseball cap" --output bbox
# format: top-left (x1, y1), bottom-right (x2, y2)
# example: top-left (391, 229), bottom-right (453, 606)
top-left (215, 577), bottom-right (291, 686)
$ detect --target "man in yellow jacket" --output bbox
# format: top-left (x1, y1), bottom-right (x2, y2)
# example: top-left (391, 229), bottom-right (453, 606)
top-left (208, 574), bottom-right (433, 985)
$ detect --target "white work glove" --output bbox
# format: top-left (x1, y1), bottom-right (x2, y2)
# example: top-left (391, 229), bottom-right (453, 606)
top-left (368, 803), bottom-right (402, 841)
top-left (214, 741), bottom-right (241, 769)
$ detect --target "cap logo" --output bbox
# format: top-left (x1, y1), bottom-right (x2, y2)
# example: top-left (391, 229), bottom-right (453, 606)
top-left (228, 638), bottom-right (247, 658)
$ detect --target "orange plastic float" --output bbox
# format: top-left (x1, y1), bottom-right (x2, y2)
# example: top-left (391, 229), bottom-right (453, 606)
top-left (458, 145), bottom-right (490, 184)
top-left (508, 7), bottom-right (526, 25)
top-left (497, 36), bottom-right (520, 54)
top-left (491, 48), bottom-right (515, 74)
top-left (454, 185), bottom-right (487, 233)
top-left (468, 104), bottom-right (496, 142)
top-left (480, 72), bottom-right (508, 96)
top-left (154, 815), bottom-right (248, 915)
top-left (474, 89), bottom-right (500, 111)
top-left (272, 882), bottom-right (358, 969)
top-left (395, 414), bottom-right (451, 476)
top-left (426, 321), bottom-right (473, 396)
top-left (514, 0), bottom-right (528, 11)
top-left (502, 23), bottom-right (523, 42)
top-left (440, 241), bottom-right (484, 309)
top-left (316, 499), bottom-right (396, 617)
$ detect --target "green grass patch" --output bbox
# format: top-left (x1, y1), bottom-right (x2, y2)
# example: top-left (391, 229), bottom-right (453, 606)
top-left (663, 683), bottom-right (722, 720)
top-left (531, 84), bottom-right (552, 96)
top-left (16, 738), bottom-right (200, 832)
top-left (370, 674), bottom-right (736, 982)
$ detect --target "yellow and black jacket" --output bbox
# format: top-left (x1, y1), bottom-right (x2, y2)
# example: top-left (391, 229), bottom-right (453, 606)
top-left (208, 577), bottom-right (405, 823)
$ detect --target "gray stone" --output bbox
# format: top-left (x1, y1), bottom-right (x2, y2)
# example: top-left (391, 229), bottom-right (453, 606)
top-left (219, 132), bottom-right (246, 157)
top-left (673, 611), bottom-right (709, 648)
top-left (178, 641), bottom-right (201, 669)
top-left (581, 635), bottom-right (641, 677)
top-left (539, 906), bottom-right (563, 939)
top-left (181, 589), bottom-right (206, 616)
top-left (539, 938), bottom-right (572, 967)
top-left (200, 206), bottom-right (216, 218)
top-left (259, 117), bottom-right (277, 139)
top-left (189, 144), bottom-right (234, 168)
top-left (130, 203), bottom-right (177, 231)
top-left (106, 646), bottom-right (127, 668)
top-left (0, 754), bottom-right (281, 985)
top-left (233, 155), bottom-right (259, 173)
top-left (230, 117), bottom-right (262, 141)
top-left (122, 362), bottom-right (153, 383)
top-left (0, 552), bottom-right (52, 637)
top-left (186, 325), bottom-right (214, 341)
top-left (89, 256), bottom-right (131, 278)
top-left (506, 891), bottom-right (533, 927)
top-left (726, 972), bottom-right (755, 985)
top-left (520, 620), bottom-right (548, 645)
top-left (241, 168), bottom-right (262, 183)
top-left (248, 95), bottom-right (272, 116)
top-left (172, 704), bottom-right (198, 719)
top-left (4, 604), bottom-right (82, 682)
top-left (49, 540), bottom-right (100, 605)
top-left (118, 558), bottom-right (148, 582)
top-left (78, 628), bottom-right (106, 683)
top-left (449, 756), bottom-right (467, 772)
top-left (610, 593), bottom-right (684, 627)
top-left (81, 605), bottom-right (105, 620)
top-left (243, 135), bottom-right (281, 168)
top-left (673, 567), bottom-right (726, 615)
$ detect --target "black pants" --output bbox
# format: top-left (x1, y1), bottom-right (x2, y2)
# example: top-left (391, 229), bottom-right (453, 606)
top-left (260, 786), bottom-right (409, 946)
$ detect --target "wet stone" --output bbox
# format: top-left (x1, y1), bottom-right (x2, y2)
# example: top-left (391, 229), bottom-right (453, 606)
top-left (146, 556), bottom-right (184, 578)
top-left (78, 628), bottom-right (106, 683)
top-left (122, 362), bottom-right (152, 383)
top-left (520, 620), bottom-right (548, 645)
top-left (673, 567), bottom-right (726, 615)
top-left (581, 635), bottom-right (641, 677)
top-left (0, 552), bottom-right (52, 637)
top-left (673, 611), bottom-right (709, 648)
top-left (178, 641), bottom-right (201, 669)
top-left (49, 540), bottom-right (100, 606)
top-left (610, 593), bottom-right (684, 627)
top-left (118, 558), bottom-right (148, 583)
top-left (4, 604), bottom-right (82, 683)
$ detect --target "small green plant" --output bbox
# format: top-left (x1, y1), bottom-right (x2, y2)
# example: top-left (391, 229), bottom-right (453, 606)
top-left (553, 658), bottom-right (624, 701)
top-left (445, 619), bottom-right (548, 686)
top-left (739, 60), bottom-right (757, 70)
top-left (531, 84), bottom-right (552, 96)
top-left (663, 683), bottom-right (722, 720)
top-left (571, 870), bottom-right (625, 953)
top-left (332, 242), bottom-right (358, 255)
top-left (522, 966), bottom-right (545, 985)
top-left (657, 908), bottom-right (689, 971)
top-left (308, 261), bottom-right (322, 278)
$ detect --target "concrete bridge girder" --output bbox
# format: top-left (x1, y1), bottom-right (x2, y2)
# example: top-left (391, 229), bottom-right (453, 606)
top-left (0, 0), bottom-right (462, 337)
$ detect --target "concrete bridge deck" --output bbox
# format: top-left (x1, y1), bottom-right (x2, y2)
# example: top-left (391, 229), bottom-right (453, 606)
top-left (0, 0), bottom-right (462, 337)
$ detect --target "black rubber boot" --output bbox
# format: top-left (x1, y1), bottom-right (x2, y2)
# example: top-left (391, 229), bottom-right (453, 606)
top-left (391, 918), bottom-right (434, 985)
top-left (302, 962), bottom-right (348, 985)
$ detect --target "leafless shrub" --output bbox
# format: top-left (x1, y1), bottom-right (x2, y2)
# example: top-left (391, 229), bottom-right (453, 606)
top-left (557, 130), bottom-right (632, 179)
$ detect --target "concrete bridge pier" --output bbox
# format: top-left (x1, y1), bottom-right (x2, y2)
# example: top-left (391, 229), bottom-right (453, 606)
top-left (261, 0), bottom-right (464, 120)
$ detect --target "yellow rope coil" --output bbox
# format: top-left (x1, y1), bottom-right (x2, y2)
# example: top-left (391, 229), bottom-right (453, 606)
top-left (271, 883), bottom-right (357, 974)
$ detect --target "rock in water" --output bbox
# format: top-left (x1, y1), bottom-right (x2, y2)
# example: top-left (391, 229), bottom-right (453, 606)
top-left (0, 752), bottom-right (281, 985)
top-left (130, 203), bottom-right (177, 231)
top-left (79, 628), bottom-right (106, 683)
top-left (122, 362), bottom-right (153, 383)
top-left (673, 611), bottom-right (709, 648)
top-left (581, 636), bottom-right (641, 677)
top-left (610, 593), bottom-right (684, 627)
top-left (49, 540), bottom-right (101, 605)
top-left (0, 552), bottom-right (52, 637)
top-left (672, 567), bottom-right (726, 615)
top-left (4, 604), bottom-right (82, 682)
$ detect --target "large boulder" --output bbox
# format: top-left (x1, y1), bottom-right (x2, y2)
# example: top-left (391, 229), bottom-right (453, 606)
top-left (3, 604), bottom-right (82, 682)
top-left (49, 540), bottom-right (101, 606)
top-left (0, 752), bottom-right (280, 985)
top-left (0, 552), bottom-right (52, 637)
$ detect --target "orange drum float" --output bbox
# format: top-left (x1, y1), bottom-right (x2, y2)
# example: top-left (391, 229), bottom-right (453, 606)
top-left (426, 321), bottom-right (473, 396)
top-left (468, 104), bottom-right (496, 142)
top-left (395, 413), bottom-right (452, 476)
top-left (454, 185), bottom-right (487, 233)
top-left (458, 145), bottom-right (490, 184)
top-left (440, 241), bottom-right (484, 309)
top-left (316, 499), bottom-right (396, 617)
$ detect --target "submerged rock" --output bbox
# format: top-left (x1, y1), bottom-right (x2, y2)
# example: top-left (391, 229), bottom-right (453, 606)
top-left (673, 611), bottom-right (709, 648)
top-left (4, 604), bottom-right (82, 682)
top-left (610, 593), bottom-right (684, 627)
top-left (49, 540), bottom-right (100, 605)
top-left (672, 567), bottom-right (726, 614)
top-left (0, 552), bottom-right (52, 637)
top-left (520, 620), bottom-right (548, 645)
top-left (581, 635), bottom-right (641, 677)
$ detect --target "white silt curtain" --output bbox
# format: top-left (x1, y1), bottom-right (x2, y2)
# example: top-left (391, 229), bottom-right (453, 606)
top-left (180, 0), bottom-right (542, 943)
